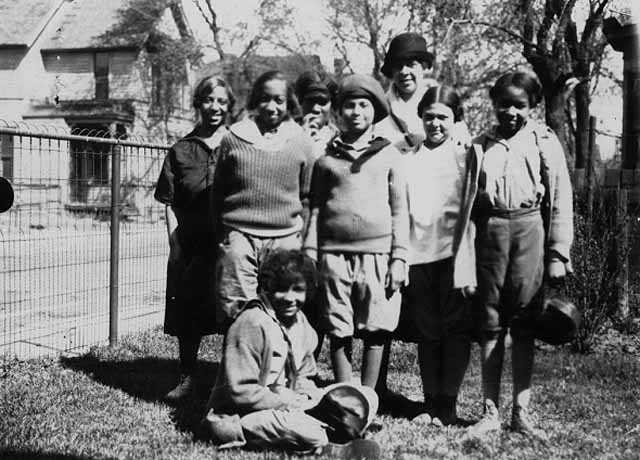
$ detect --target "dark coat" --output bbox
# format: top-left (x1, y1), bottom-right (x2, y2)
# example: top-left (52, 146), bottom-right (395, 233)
top-left (154, 129), bottom-right (226, 336)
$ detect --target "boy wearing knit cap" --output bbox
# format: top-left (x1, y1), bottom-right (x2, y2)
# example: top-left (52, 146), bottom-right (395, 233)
top-left (303, 74), bottom-right (409, 394)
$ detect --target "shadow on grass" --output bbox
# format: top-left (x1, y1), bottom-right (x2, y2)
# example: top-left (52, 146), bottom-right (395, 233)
top-left (60, 354), bottom-right (219, 436)
top-left (0, 449), bottom-right (91, 460)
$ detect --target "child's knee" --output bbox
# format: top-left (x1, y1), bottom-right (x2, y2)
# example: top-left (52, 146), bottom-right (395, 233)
top-left (330, 335), bottom-right (352, 352)
top-left (478, 328), bottom-right (506, 343)
top-left (361, 331), bottom-right (390, 348)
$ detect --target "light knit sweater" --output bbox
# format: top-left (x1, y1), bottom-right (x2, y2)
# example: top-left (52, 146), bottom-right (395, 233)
top-left (303, 136), bottom-right (409, 261)
top-left (214, 118), bottom-right (315, 237)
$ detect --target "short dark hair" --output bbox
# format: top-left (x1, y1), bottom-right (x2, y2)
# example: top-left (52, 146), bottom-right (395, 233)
top-left (192, 75), bottom-right (235, 113)
top-left (246, 70), bottom-right (301, 119)
top-left (258, 249), bottom-right (317, 297)
top-left (295, 70), bottom-right (338, 107)
top-left (417, 85), bottom-right (464, 122)
top-left (489, 71), bottom-right (543, 108)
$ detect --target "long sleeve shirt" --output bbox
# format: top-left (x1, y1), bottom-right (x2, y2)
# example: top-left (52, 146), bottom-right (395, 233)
top-left (406, 139), bottom-right (466, 265)
top-left (303, 135), bottom-right (409, 262)
top-left (476, 122), bottom-right (545, 211)
top-left (207, 296), bottom-right (318, 415)
top-left (214, 118), bottom-right (315, 237)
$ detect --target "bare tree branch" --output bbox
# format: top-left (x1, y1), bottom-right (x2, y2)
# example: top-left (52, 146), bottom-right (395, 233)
top-left (191, 0), bottom-right (226, 59)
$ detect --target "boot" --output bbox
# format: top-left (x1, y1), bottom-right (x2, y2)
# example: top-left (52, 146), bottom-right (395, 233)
top-left (164, 373), bottom-right (196, 402)
top-left (468, 399), bottom-right (501, 436)
top-left (164, 335), bottom-right (200, 402)
top-left (321, 438), bottom-right (381, 460)
top-left (201, 410), bottom-right (246, 448)
top-left (511, 405), bottom-right (548, 440)
top-left (437, 394), bottom-right (458, 426)
top-left (412, 395), bottom-right (435, 424)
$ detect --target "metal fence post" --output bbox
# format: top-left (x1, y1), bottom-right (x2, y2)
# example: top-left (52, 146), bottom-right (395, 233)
top-left (109, 144), bottom-right (121, 346)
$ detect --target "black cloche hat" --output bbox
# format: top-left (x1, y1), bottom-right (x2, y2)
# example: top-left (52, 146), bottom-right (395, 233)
top-left (381, 32), bottom-right (434, 78)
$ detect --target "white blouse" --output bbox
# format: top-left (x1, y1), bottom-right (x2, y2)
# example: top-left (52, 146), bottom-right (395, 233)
top-left (406, 139), bottom-right (466, 265)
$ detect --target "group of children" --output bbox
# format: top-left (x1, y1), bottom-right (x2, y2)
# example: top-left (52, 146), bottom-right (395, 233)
top-left (155, 31), bottom-right (573, 454)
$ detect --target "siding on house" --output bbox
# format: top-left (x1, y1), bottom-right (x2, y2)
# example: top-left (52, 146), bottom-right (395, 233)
top-left (0, 0), bottom-right (195, 139)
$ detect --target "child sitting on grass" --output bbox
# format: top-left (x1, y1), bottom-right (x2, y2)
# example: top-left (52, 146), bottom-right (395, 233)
top-left (202, 249), bottom-right (379, 457)
top-left (303, 74), bottom-right (409, 397)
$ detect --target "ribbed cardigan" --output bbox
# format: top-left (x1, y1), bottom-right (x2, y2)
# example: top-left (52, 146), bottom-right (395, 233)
top-left (214, 119), bottom-right (315, 237)
top-left (303, 136), bottom-right (409, 261)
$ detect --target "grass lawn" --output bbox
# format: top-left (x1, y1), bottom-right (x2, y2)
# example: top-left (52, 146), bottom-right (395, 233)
top-left (1, 326), bottom-right (639, 459)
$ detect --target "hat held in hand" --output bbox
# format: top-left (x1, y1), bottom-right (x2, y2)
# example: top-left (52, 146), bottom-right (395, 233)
top-left (535, 295), bottom-right (581, 345)
top-left (305, 382), bottom-right (379, 444)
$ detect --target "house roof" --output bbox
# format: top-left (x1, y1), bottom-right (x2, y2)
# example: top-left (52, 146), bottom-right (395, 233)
top-left (0, 0), bottom-right (62, 47)
top-left (40, 0), bottom-right (151, 50)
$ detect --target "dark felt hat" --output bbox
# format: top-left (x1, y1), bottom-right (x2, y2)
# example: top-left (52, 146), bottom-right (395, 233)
top-left (381, 33), bottom-right (434, 78)
top-left (336, 74), bottom-right (389, 123)
top-left (535, 295), bottom-right (581, 345)
top-left (305, 383), bottom-right (379, 443)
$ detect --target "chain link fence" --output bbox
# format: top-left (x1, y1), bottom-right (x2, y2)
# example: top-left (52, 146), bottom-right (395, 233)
top-left (1, 124), bottom-right (169, 360)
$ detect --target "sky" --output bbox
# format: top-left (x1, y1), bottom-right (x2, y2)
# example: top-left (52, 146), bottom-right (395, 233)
top-left (183, 0), bottom-right (342, 67)
top-left (181, 0), bottom-right (633, 158)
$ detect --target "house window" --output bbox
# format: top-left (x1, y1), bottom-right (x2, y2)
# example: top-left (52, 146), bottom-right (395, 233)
top-left (1, 134), bottom-right (13, 182)
top-left (95, 52), bottom-right (109, 100)
top-left (151, 63), bottom-right (162, 107)
top-left (70, 124), bottom-right (110, 203)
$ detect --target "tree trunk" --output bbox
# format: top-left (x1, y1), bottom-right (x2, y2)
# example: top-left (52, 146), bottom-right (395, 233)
top-left (573, 81), bottom-right (591, 169)
top-left (543, 87), bottom-right (571, 159)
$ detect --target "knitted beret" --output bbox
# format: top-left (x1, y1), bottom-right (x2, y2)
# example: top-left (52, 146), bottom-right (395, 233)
top-left (336, 74), bottom-right (389, 123)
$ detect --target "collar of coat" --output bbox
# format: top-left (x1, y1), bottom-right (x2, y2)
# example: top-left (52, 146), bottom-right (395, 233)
top-left (326, 135), bottom-right (391, 171)
top-left (229, 117), bottom-right (306, 149)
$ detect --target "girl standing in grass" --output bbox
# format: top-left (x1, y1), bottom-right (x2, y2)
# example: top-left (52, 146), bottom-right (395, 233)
top-left (402, 86), bottom-right (476, 425)
top-left (213, 70), bottom-right (315, 330)
top-left (468, 71), bottom-right (573, 438)
top-left (154, 75), bottom-right (234, 402)
top-left (303, 74), bottom-right (409, 392)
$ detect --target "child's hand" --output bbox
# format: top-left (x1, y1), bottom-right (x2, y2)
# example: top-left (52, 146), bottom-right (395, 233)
top-left (270, 385), bottom-right (299, 406)
top-left (168, 230), bottom-right (182, 264)
top-left (302, 248), bottom-right (318, 264)
top-left (302, 114), bottom-right (321, 139)
top-left (547, 260), bottom-right (566, 280)
top-left (461, 286), bottom-right (476, 299)
top-left (386, 259), bottom-right (406, 292)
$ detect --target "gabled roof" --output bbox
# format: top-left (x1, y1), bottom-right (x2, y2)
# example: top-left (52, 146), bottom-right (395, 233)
top-left (0, 0), bottom-right (62, 47)
top-left (40, 0), bottom-right (149, 51)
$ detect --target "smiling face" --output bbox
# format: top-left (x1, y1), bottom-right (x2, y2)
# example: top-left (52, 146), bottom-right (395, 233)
top-left (493, 85), bottom-right (531, 138)
top-left (421, 102), bottom-right (455, 148)
top-left (340, 97), bottom-right (375, 136)
top-left (391, 58), bottom-right (426, 97)
top-left (267, 279), bottom-right (307, 325)
top-left (302, 94), bottom-right (332, 127)
top-left (198, 85), bottom-right (230, 130)
top-left (256, 78), bottom-right (288, 131)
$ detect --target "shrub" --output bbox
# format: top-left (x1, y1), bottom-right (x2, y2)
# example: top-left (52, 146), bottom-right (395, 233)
top-left (566, 187), bottom-right (628, 353)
